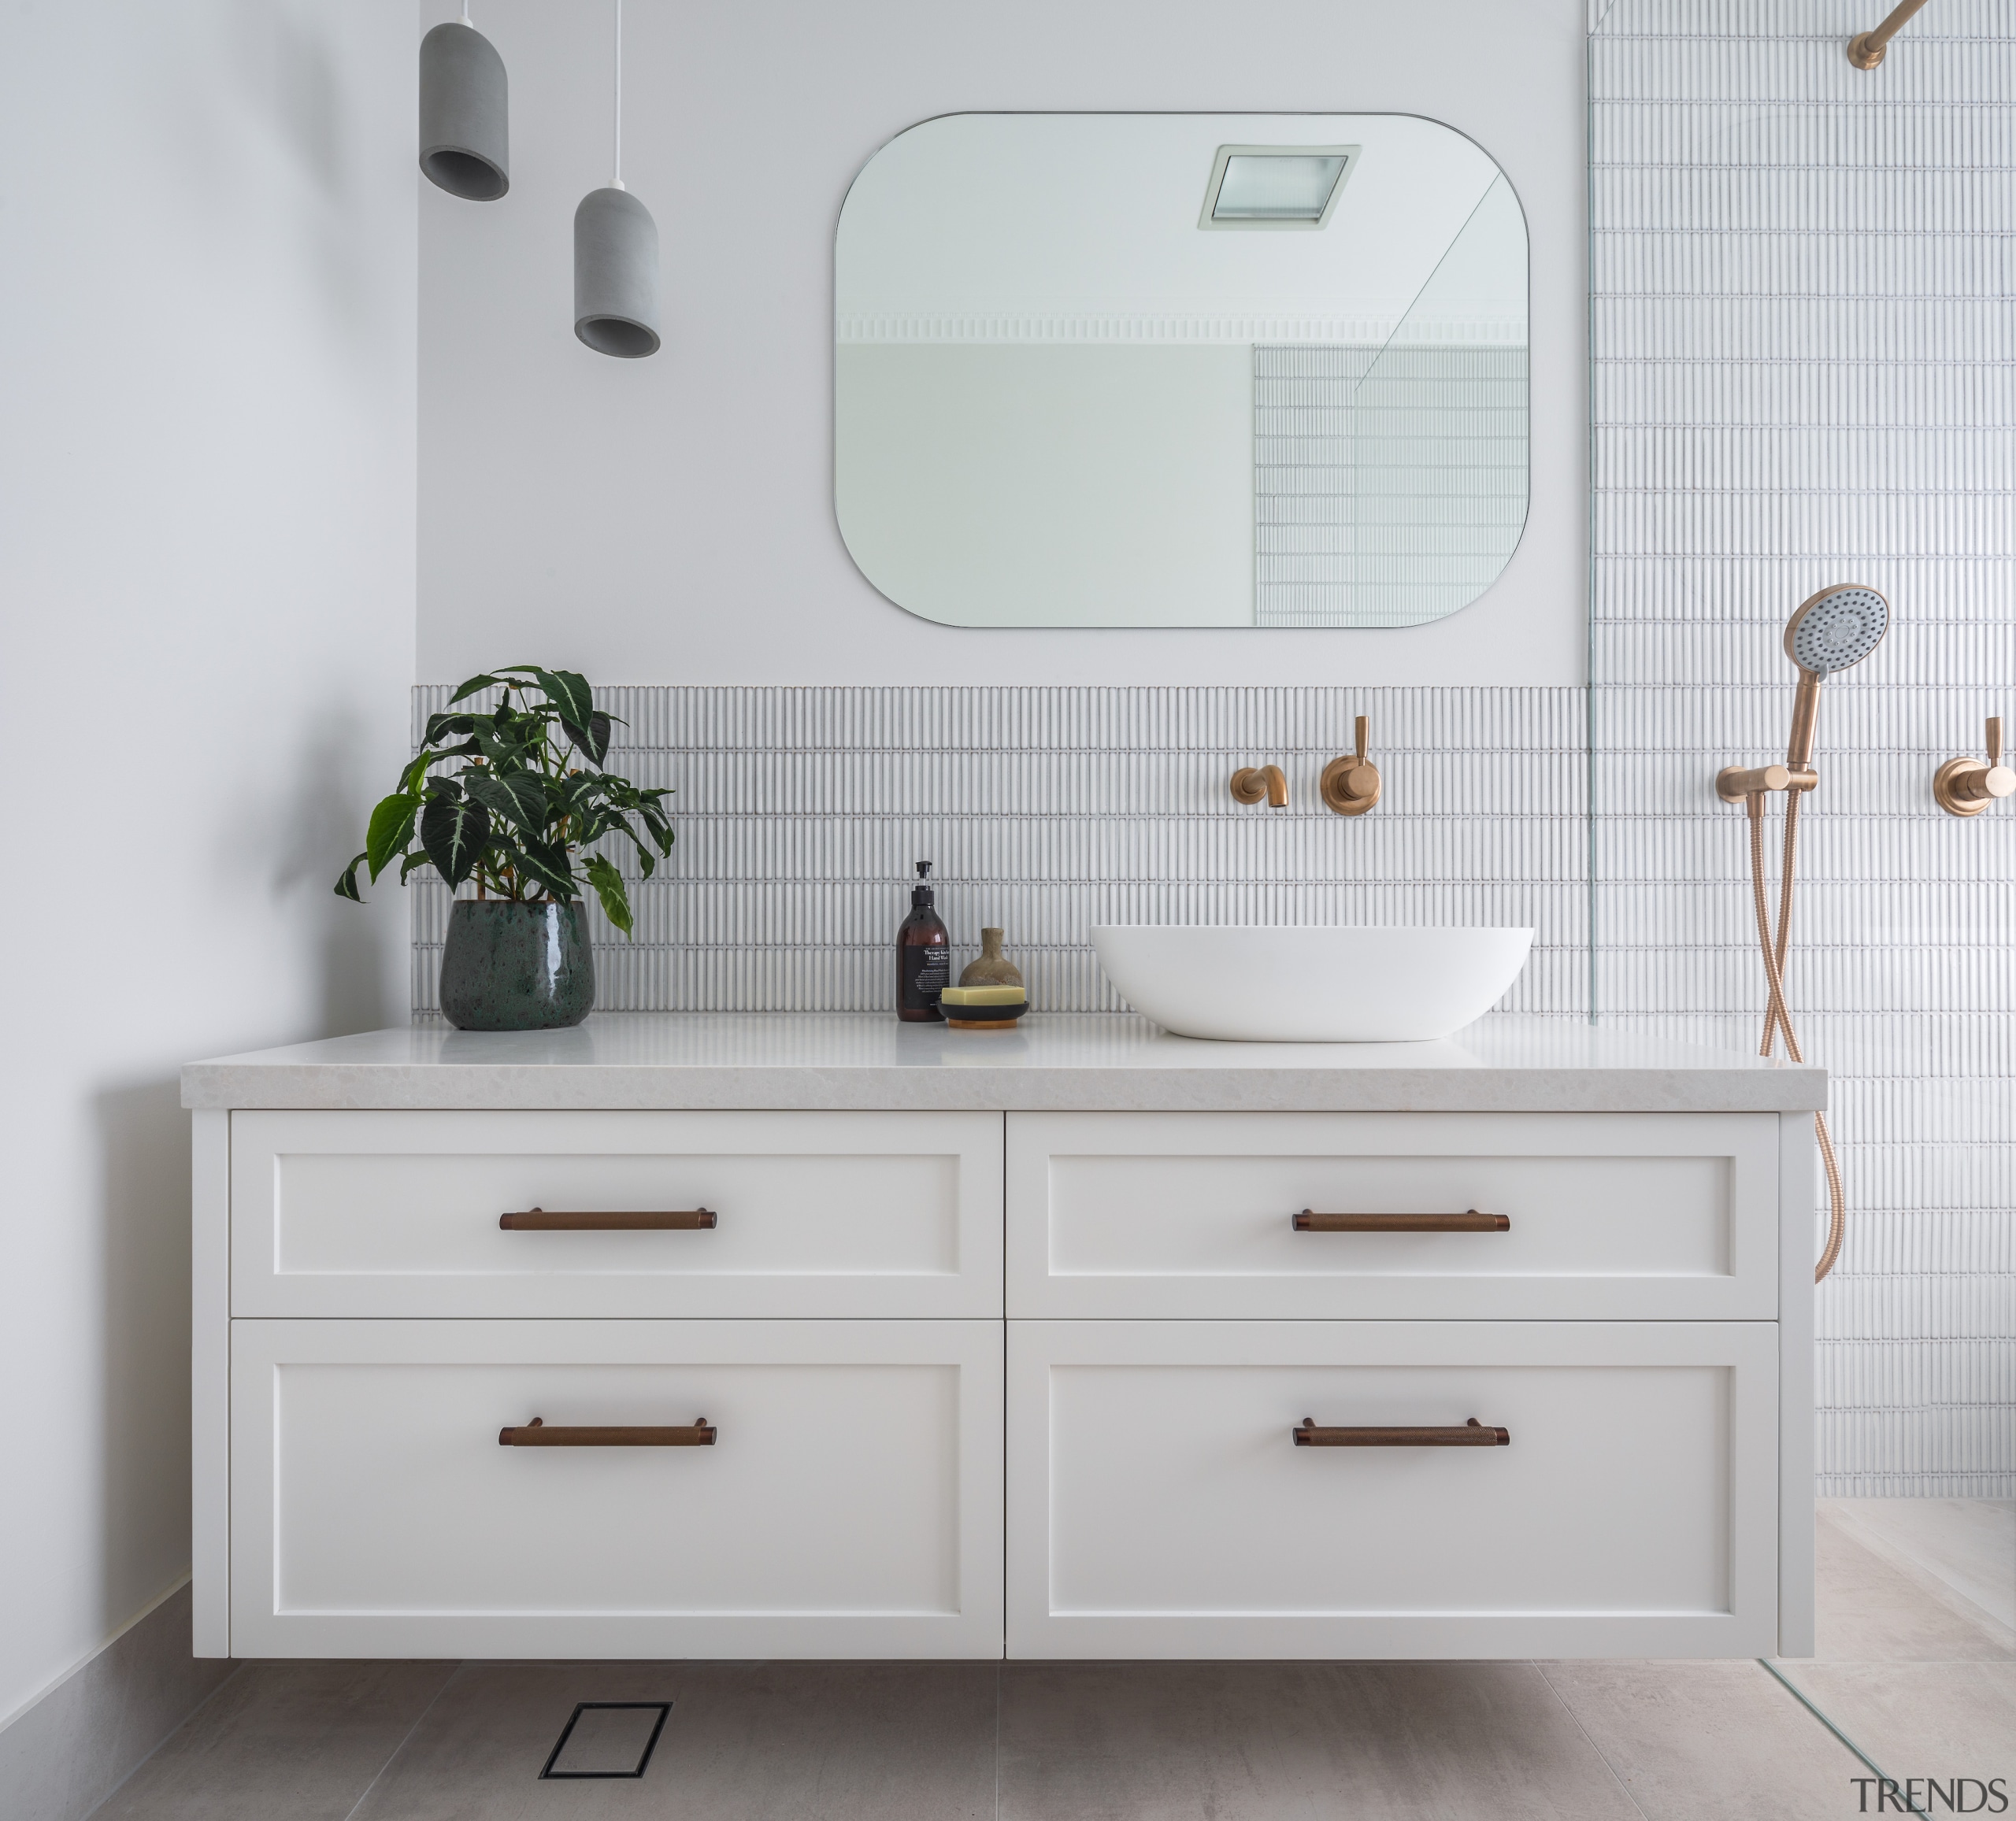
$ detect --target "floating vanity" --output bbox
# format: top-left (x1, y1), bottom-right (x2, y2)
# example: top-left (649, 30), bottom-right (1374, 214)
top-left (183, 1014), bottom-right (1825, 1663)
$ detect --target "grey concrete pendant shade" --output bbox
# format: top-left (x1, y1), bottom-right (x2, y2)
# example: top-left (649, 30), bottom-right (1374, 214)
top-left (574, 187), bottom-right (660, 357)
top-left (419, 21), bottom-right (509, 201)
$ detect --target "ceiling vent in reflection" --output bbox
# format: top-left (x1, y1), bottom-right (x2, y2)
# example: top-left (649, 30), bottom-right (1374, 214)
top-left (1199, 146), bottom-right (1358, 230)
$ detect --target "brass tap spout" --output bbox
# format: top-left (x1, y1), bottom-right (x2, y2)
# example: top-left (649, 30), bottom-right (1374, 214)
top-left (1231, 764), bottom-right (1288, 808)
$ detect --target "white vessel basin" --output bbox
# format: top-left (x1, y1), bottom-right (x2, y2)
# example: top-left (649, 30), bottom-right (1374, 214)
top-left (1091, 924), bottom-right (1534, 1042)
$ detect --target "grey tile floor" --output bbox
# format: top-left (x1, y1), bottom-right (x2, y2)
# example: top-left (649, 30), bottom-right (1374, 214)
top-left (86, 1501), bottom-right (2016, 1820)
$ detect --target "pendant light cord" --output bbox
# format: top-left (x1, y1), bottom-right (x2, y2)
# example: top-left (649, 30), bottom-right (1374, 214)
top-left (612, 0), bottom-right (624, 189)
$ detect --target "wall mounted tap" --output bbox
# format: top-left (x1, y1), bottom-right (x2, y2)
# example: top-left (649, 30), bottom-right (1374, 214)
top-left (1321, 716), bottom-right (1382, 816)
top-left (1933, 716), bottom-right (2014, 816)
top-left (1230, 764), bottom-right (1288, 808)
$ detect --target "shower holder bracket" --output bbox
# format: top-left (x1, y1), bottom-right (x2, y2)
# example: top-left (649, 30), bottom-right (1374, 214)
top-left (1714, 763), bottom-right (1818, 805)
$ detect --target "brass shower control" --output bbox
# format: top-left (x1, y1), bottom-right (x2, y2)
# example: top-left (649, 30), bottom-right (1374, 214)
top-left (1933, 716), bottom-right (2014, 817)
top-left (1716, 762), bottom-right (1818, 804)
top-left (1321, 716), bottom-right (1382, 816)
top-left (1230, 764), bottom-right (1288, 808)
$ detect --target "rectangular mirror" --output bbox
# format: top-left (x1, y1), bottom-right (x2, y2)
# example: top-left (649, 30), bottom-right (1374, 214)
top-left (836, 113), bottom-right (1529, 630)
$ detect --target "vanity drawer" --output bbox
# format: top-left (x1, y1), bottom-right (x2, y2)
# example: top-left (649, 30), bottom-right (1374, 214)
top-left (1006, 1112), bottom-right (1779, 1319)
top-left (231, 1110), bottom-right (1002, 1318)
top-left (229, 1318), bottom-right (1004, 1658)
top-left (1006, 1319), bottom-right (1778, 1660)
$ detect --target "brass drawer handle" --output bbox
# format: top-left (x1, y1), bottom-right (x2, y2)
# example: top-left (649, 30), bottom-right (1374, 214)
top-left (1294, 1209), bottom-right (1509, 1233)
top-left (499, 1206), bottom-right (717, 1231)
top-left (1295, 1416), bottom-right (1510, 1447)
top-left (498, 1416), bottom-right (717, 1447)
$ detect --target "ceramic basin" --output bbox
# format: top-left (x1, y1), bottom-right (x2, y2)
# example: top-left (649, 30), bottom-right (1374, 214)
top-left (1091, 924), bottom-right (1534, 1043)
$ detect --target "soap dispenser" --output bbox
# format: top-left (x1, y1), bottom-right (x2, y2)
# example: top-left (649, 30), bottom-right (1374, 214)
top-left (896, 861), bottom-right (951, 1022)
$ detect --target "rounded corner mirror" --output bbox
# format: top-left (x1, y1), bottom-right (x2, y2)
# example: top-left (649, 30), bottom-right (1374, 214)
top-left (836, 113), bottom-right (1529, 630)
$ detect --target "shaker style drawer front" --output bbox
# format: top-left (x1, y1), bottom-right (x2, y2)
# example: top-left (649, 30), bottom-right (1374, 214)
top-left (1006, 1112), bottom-right (1779, 1319)
top-left (232, 1110), bottom-right (1003, 1317)
top-left (1006, 1319), bottom-right (1779, 1660)
top-left (230, 1319), bottom-right (1005, 1659)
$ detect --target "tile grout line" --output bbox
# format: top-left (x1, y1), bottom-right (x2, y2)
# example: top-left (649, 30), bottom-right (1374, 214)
top-left (1529, 1659), bottom-right (1653, 1821)
top-left (79, 1662), bottom-right (250, 1821)
top-left (337, 1662), bottom-right (468, 1821)
top-left (1757, 1660), bottom-right (1929, 1821)
top-left (994, 1662), bottom-right (1002, 1821)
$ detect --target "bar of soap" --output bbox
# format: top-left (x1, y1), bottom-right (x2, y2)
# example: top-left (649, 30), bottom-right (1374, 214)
top-left (940, 985), bottom-right (1027, 1008)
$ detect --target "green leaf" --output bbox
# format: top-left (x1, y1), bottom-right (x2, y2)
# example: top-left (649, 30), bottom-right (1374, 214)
top-left (334, 853), bottom-right (367, 901)
top-left (584, 853), bottom-right (634, 936)
top-left (530, 668), bottom-right (595, 743)
top-left (422, 711), bottom-right (478, 746)
top-left (398, 850), bottom-right (434, 882)
top-left (536, 668), bottom-right (593, 725)
top-left (463, 769), bottom-right (550, 836)
top-left (420, 796), bottom-right (490, 886)
top-left (636, 805), bottom-right (674, 854)
top-left (364, 794), bottom-right (418, 881)
top-left (566, 709), bottom-right (612, 765)
top-left (512, 835), bottom-right (577, 900)
top-left (447, 673), bottom-right (502, 705)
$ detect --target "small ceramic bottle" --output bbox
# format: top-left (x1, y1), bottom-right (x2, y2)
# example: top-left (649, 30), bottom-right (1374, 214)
top-left (959, 928), bottom-right (1024, 989)
top-left (896, 861), bottom-right (951, 1022)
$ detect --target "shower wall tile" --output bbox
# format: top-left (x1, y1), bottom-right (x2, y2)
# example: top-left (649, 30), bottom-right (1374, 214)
top-left (1591, 0), bottom-right (2015, 1494)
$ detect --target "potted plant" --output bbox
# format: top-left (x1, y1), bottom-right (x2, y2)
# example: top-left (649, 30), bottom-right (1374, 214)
top-left (335, 667), bottom-right (673, 1031)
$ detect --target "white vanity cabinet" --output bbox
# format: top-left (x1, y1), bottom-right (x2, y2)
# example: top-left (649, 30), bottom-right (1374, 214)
top-left (186, 1014), bottom-right (1822, 1664)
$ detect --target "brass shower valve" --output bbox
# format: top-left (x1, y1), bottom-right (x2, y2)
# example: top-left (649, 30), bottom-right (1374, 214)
top-left (1321, 715), bottom-right (1382, 816)
top-left (1716, 763), bottom-right (1819, 805)
top-left (1230, 763), bottom-right (1289, 808)
top-left (1933, 716), bottom-right (2014, 817)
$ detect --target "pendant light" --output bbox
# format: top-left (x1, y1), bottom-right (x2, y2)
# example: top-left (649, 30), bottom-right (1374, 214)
top-left (418, 4), bottom-right (509, 201)
top-left (574, 0), bottom-right (661, 357)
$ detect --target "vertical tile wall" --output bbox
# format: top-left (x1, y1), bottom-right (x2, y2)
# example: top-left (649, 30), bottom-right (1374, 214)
top-left (412, 686), bottom-right (1588, 1022)
top-left (1591, 0), bottom-right (2014, 1493)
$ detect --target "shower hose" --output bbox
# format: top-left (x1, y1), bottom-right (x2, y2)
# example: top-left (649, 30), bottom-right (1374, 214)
top-left (1747, 787), bottom-right (1847, 1282)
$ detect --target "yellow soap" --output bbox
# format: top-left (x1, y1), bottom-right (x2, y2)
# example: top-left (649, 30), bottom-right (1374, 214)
top-left (939, 985), bottom-right (1026, 1008)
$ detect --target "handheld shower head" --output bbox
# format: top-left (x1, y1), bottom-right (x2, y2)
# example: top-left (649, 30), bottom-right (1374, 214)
top-left (1785, 584), bottom-right (1889, 677)
top-left (1716, 583), bottom-right (1887, 1288)
top-left (1785, 583), bottom-right (1888, 768)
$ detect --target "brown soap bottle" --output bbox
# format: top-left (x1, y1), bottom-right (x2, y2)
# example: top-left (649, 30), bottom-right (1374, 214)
top-left (896, 861), bottom-right (951, 1022)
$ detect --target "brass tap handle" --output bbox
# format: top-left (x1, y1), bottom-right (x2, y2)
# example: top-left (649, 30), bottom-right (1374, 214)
top-left (1320, 715), bottom-right (1382, 816)
top-left (1231, 764), bottom-right (1288, 808)
top-left (1933, 716), bottom-right (2016, 816)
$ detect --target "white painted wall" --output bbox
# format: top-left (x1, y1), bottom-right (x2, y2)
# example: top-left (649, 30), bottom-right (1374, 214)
top-left (417, 0), bottom-right (1586, 686)
top-left (837, 345), bottom-right (1254, 626)
top-left (0, 0), bottom-right (414, 1729)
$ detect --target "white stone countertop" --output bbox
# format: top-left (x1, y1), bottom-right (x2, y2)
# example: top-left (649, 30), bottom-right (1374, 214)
top-left (182, 1013), bottom-right (1825, 1114)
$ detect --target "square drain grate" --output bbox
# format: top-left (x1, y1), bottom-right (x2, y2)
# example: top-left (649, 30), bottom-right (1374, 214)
top-left (539, 1701), bottom-right (671, 1780)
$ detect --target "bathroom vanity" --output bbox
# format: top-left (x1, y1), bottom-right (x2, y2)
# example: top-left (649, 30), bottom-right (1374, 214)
top-left (182, 1015), bottom-right (1825, 1662)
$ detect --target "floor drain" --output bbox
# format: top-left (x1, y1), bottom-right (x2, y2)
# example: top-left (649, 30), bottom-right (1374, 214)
top-left (539, 1701), bottom-right (672, 1780)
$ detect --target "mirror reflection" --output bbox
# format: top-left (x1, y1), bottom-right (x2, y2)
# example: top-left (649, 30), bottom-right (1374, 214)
top-left (836, 113), bottom-right (1529, 629)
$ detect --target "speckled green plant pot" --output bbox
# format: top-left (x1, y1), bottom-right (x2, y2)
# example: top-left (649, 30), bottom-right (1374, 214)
top-left (439, 900), bottom-right (595, 1031)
